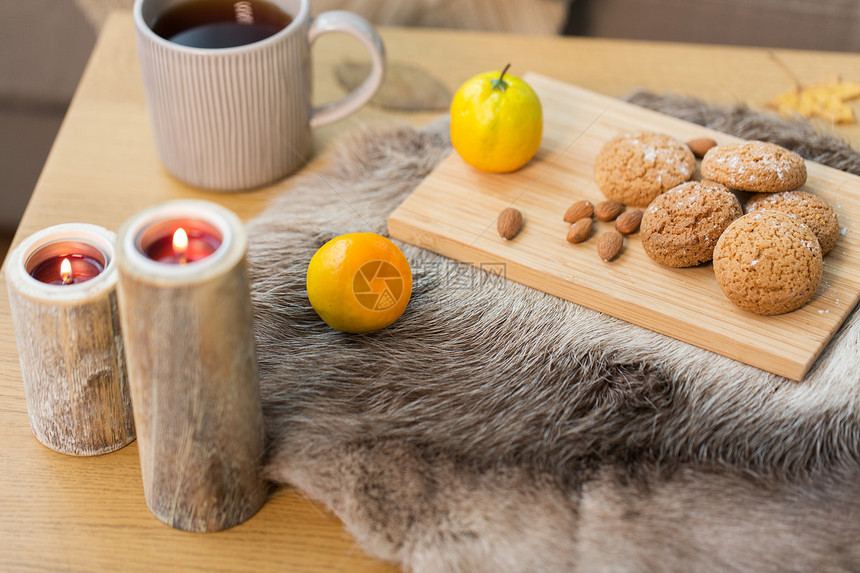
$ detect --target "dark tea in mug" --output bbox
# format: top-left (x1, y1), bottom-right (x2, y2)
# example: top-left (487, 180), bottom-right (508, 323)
top-left (151, 0), bottom-right (292, 49)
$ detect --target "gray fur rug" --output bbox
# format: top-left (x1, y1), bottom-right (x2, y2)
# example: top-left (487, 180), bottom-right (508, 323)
top-left (246, 93), bottom-right (860, 573)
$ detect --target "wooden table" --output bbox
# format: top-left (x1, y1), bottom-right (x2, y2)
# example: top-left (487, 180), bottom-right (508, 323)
top-left (4, 12), bottom-right (860, 572)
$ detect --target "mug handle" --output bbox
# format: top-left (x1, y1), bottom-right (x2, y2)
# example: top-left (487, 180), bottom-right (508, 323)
top-left (308, 11), bottom-right (386, 128)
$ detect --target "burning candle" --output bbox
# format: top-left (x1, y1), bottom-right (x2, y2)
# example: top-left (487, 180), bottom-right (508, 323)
top-left (29, 252), bottom-right (105, 285)
top-left (116, 199), bottom-right (264, 532)
top-left (5, 223), bottom-right (134, 455)
top-left (142, 224), bottom-right (222, 264)
top-left (60, 258), bottom-right (72, 284)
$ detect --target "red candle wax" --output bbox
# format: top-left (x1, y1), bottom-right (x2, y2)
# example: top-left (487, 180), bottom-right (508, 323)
top-left (29, 253), bottom-right (104, 285)
top-left (143, 226), bottom-right (221, 264)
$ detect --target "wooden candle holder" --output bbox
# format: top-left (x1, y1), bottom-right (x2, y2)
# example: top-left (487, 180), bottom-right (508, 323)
top-left (5, 224), bottom-right (135, 455)
top-left (116, 200), bottom-right (266, 532)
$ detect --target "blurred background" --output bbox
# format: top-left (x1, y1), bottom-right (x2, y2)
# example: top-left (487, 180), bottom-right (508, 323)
top-left (2, 0), bottom-right (859, 260)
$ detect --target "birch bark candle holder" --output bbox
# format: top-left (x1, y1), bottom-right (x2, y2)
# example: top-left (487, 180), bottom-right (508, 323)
top-left (5, 223), bottom-right (135, 455)
top-left (116, 200), bottom-right (266, 532)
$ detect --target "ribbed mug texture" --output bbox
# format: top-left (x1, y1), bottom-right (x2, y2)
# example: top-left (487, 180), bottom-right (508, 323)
top-left (135, 3), bottom-right (311, 191)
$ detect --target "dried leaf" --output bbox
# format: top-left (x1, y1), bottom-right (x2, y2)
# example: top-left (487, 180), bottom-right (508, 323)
top-left (336, 60), bottom-right (452, 112)
top-left (767, 78), bottom-right (860, 124)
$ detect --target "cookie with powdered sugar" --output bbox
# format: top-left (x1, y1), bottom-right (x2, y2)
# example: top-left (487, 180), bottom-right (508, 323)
top-left (593, 132), bottom-right (695, 206)
top-left (701, 140), bottom-right (807, 192)
top-left (745, 190), bottom-right (839, 255)
top-left (641, 180), bottom-right (743, 267)
top-left (713, 210), bottom-right (822, 316)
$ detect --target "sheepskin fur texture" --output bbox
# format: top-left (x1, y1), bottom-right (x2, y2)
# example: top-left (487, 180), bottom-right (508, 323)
top-left (247, 93), bottom-right (860, 573)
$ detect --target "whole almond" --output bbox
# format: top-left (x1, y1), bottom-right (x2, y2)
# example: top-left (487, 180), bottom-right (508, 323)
top-left (686, 137), bottom-right (718, 158)
top-left (563, 200), bottom-right (594, 223)
top-left (594, 200), bottom-right (625, 222)
top-left (597, 231), bottom-right (623, 261)
top-left (497, 207), bottom-right (523, 240)
top-left (615, 209), bottom-right (643, 234)
top-left (566, 217), bottom-right (593, 243)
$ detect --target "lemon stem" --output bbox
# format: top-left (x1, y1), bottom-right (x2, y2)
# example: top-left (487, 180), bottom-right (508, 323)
top-left (491, 63), bottom-right (512, 93)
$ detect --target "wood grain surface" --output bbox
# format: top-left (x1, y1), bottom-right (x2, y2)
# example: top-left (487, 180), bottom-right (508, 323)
top-left (116, 204), bottom-right (266, 532)
top-left (389, 74), bottom-right (860, 380)
top-left (5, 11), bottom-right (860, 572)
top-left (5, 235), bottom-right (134, 456)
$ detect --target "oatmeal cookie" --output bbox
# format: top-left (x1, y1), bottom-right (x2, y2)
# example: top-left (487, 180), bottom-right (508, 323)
top-left (594, 132), bottom-right (695, 206)
top-left (745, 190), bottom-right (839, 255)
top-left (713, 210), bottom-right (823, 315)
top-left (641, 181), bottom-right (743, 267)
top-left (701, 140), bottom-right (807, 192)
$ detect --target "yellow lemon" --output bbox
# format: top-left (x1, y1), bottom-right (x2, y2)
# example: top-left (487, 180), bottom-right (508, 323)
top-left (450, 64), bottom-right (543, 173)
top-left (306, 233), bottom-right (412, 334)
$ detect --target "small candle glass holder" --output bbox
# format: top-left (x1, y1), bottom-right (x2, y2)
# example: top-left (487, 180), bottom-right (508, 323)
top-left (116, 199), bottom-right (266, 532)
top-left (5, 223), bottom-right (135, 455)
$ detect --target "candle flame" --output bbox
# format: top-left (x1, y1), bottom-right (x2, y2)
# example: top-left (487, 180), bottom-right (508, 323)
top-left (173, 228), bottom-right (189, 254)
top-left (60, 258), bottom-right (73, 284)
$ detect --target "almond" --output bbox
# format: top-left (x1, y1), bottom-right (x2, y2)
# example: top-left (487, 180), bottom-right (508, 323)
top-left (597, 231), bottom-right (623, 261)
top-left (566, 217), bottom-right (593, 243)
top-left (615, 209), bottom-right (643, 235)
top-left (563, 200), bottom-right (594, 223)
top-left (686, 137), bottom-right (718, 158)
top-left (497, 207), bottom-right (523, 240)
top-left (594, 200), bottom-right (625, 222)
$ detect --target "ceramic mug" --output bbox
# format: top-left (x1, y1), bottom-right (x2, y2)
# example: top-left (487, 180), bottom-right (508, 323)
top-left (133, 0), bottom-right (385, 191)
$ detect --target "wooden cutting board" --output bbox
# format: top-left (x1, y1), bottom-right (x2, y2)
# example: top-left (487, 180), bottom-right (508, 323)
top-left (387, 73), bottom-right (860, 381)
